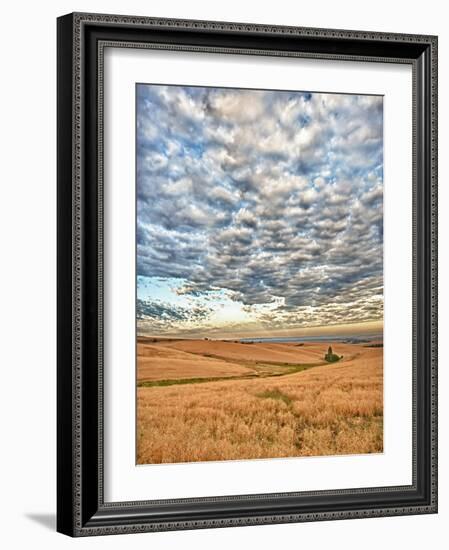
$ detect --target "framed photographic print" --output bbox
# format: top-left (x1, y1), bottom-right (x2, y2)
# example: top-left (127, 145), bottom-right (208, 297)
top-left (57, 12), bottom-right (438, 536)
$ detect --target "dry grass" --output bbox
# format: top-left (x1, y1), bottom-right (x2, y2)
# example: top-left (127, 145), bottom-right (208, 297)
top-left (153, 338), bottom-right (357, 364)
top-left (136, 342), bottom-right (383, 464)
top-left (137, 343), bottom-right (253, 382)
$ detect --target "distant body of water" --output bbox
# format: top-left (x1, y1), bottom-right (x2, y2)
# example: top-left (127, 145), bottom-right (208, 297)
top-left (238, 334), bottom-right (383, 344)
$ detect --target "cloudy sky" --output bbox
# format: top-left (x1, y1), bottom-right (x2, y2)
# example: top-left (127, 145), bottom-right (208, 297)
top-left (136, 84), bottom-right (383, 339)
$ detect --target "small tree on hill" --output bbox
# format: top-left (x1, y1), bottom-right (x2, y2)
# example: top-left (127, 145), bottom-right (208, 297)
top-left (324, 345), bottom-right (341, 363)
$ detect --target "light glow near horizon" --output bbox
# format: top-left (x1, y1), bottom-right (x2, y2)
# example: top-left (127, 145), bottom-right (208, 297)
top-left (136, 84), bottom-right (383, 339)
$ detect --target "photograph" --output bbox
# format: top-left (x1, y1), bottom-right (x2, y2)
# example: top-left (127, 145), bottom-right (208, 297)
top-left (135, 83), bottom-right (384, 465)
top-left (0, 1), bottom-right (441, 544)
top-left (55, 10), bottom-right (437, 537)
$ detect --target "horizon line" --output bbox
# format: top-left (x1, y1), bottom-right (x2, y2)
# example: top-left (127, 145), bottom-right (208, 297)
top-left (137, 319), bottom-right (383, 341)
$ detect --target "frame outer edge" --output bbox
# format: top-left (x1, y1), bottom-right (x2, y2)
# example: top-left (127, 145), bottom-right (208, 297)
top-left (57, 13), bottom-right (77, 537)
top-left (58, 12), bottom-right (438, 536)
top-left (430, 35), bottom-right (438, 512)
top-left (71, 11), bottom-right (436, 44)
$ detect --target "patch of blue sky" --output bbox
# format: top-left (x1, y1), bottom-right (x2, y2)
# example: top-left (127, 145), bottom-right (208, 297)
top-left (137, 276), bottom-right (186, 303)
top-left (137, 275), bottom-right (232, 309)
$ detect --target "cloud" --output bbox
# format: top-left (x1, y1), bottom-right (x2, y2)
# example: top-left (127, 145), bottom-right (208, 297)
top-left (136, 84), bottom-right (383, 335)
top-left (137, 298), bottom-right (213, 335)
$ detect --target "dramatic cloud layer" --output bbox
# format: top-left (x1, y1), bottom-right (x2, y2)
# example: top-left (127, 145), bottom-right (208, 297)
top-left (136, 84), bottom-right (383, 337)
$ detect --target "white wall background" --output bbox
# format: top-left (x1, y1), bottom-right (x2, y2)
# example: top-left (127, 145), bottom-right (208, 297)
top-left (0, 1), bottom-right (446, 548)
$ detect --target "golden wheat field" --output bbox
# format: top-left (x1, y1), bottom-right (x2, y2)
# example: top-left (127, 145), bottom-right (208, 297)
top-left (136, 338), bottom-right (383, 464)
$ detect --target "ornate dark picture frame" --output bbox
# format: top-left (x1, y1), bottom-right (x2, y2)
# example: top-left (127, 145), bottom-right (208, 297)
top-left (57, 12), bottom-right (438, 537)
